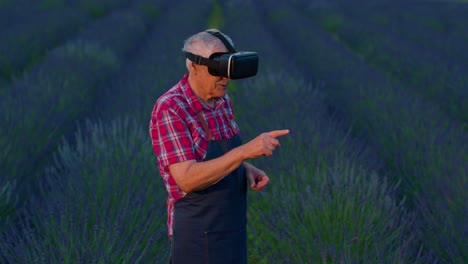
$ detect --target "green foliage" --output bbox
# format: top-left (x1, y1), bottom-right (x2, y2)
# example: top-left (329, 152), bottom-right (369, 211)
top-left (421, 17), bottom-right (446, 32)
top-left (268, 8), bottom-right (290, 23)
top-left (74, 0), bottom-right (129, 19)
top-left (323, 13), bottom-right (343, 34)
top-left (0, 78), bottom-right (6, 90)
top-left (136, 2), bottom-right (161, 22)
top-left (76, 2), bottom-right (107, 19)
top-left (305, 8), bottom-right (343, 35)
top-left (207, 0), bottom-right (224, 29)
top-left (0, 0), bottom-right (11, 8)
top-left (0, 180), bottom-right (17, 221)
top-left (40, 0), bottom-right (65, 9)
top-left (25, 46), bottom-right (45, 72)
top-left (371, 14), bottom-right (389, 25)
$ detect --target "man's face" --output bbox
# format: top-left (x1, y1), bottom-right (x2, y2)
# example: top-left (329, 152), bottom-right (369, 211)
top-left (193, 43), bottom-right (231, 101)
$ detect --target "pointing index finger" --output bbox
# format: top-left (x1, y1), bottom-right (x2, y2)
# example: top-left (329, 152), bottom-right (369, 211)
top-left (267, 129), bottom-right (290, 138)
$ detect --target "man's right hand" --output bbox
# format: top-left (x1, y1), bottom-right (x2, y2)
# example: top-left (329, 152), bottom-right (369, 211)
top-left (241, 129), bottom-right (290, 159)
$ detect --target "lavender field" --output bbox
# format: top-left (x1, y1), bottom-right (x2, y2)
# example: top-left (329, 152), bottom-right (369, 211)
top-left (0, 0), bottom-right (466, 263)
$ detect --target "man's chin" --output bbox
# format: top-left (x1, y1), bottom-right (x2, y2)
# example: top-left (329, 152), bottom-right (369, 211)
top-left (217, 86), bottom-right (227, 94)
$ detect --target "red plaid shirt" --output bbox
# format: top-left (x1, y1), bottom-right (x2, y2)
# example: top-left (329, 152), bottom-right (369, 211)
top-left (149, 73), bottom-right (240, 236)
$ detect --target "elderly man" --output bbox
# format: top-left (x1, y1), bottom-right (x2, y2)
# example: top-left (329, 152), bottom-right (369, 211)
top-left (149, 29), bottom-right (289, 264)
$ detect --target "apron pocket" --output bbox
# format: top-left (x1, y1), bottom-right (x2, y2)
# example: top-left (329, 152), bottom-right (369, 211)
top-left (204, 227), bottom-right (247, 264)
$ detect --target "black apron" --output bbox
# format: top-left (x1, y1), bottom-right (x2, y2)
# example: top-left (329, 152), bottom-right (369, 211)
top-left (171, 112), bottom-right (247, 264)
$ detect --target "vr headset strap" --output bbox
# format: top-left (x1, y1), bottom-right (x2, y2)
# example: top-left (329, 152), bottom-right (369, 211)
top-left (186, 52), bottom-right (219, 68)
top-left (205, 30), bottom-right (237, 53)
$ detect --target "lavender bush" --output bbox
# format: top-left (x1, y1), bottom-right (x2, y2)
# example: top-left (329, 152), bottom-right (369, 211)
top-left (0, 180), bottom-right (17, 221)
top-left (296, 2), bottom-right (468, 124)
top-left (328, 0), bottom-right (468, 68)
top-left (69, 0), bottom-right (131, 19)
top-left (231, 70), bottom-right (418, 263)
top-left (95, 0), bottom-right (212, 124)
top-left (248, 162), bottom-right (417, 263)
top-left (0, 0), bottom-right (209, 260)
top-left (130, 0), bottom-right (166, 27)
top-left (251, 0), bottom-right (467, 262)
top-left (0, 4), bottom-right (47, 29)
top-left (220, 1), bottom-right (300, 80)
top-left (71, 9), bottom-right (147, 60)
top-left (0, 8), bottom-right (90, 80)
top-left (0, 40), bottom-right (119, 218)
top-left (0, 117), bottom-right (169, 263)
top-left (0, 8), bottom-right (149, 224)
top-left (0, 1), bottom-right (222, 261)
top-left (0, 77), bottom-right (6, 90)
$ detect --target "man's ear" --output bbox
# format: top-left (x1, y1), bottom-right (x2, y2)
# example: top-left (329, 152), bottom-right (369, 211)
top-left (190, 62), bottom-right (197, 75)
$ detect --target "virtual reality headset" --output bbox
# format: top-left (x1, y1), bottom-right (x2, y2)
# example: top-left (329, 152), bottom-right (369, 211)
top-left (186, 30), bottom-right (259, 79)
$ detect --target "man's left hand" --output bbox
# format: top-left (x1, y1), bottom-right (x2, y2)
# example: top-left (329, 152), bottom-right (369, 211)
top-left (244, 162), bottom-right (269, 192)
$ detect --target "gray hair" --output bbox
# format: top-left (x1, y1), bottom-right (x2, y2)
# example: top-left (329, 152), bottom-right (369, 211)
top-left (182, 29), bottom-right (235, 70)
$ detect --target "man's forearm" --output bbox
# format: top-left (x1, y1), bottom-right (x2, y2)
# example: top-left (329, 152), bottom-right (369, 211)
top-left (170, 146), bottom-right (246, 193)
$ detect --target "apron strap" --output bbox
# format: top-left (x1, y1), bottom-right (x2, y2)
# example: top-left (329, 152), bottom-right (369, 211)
top-left (197, 111), bottom-right (213, 141)
top-left (221, 107), bottom-right (237, 133)
top-left (197, 107), bottom-right (237, 142)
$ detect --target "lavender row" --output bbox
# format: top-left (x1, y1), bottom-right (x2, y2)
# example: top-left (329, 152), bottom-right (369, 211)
top-left (0, 8), bottom-right (90, 81)
top-left (295, 1), bottom-right (467, 124)
top-left (371, 3), bottom-right (467, 67)
top-left (0, 8), bottom-right (150, 224)
top-left (0, 78), bottom-right (6, 90)
top-left (127, 0), bottom-right (166, 27)
top-left (0, 72), bottom-right (414, 263)
top-left (95, 0), bottom-right (213, 124)
top-left (0, 0), bottom-right (153, 83)
top-left (337, 0), bottom-right (468, 67)
top-left (72, 10), bottom-right (149, 61)
top-left (295, 0), bottom-right (468, 67)
top-left (237, 72), bottom-right (417, 263)
top-left (0, 3), bottom-right (51, 29)
top-left (220, 1), bottom-right (418, 262)
top-left (339, 17), bottom-right (467, 124)
top-left (67, 0), bottom-right (131, 19)
top-left (0, 117), bottom-right (168, 263)
top-left (218, 1), bottom-right (302, 79)
top-left (0, 1), bottom-right (211, 262)
top-left (0, 0), bottom-right (133, 32)
top-left (221, 0), bottom-right (383, 181)
top-left (253, 0), bottom-right (467, 262)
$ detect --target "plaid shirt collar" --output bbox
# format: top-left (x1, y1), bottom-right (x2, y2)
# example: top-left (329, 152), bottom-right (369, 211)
top-left (180, 73), bottom-right (226, 114)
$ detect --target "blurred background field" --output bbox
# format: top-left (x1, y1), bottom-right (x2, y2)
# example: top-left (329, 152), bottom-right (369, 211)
top-left (0, 0), bottom-right (466, 263)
